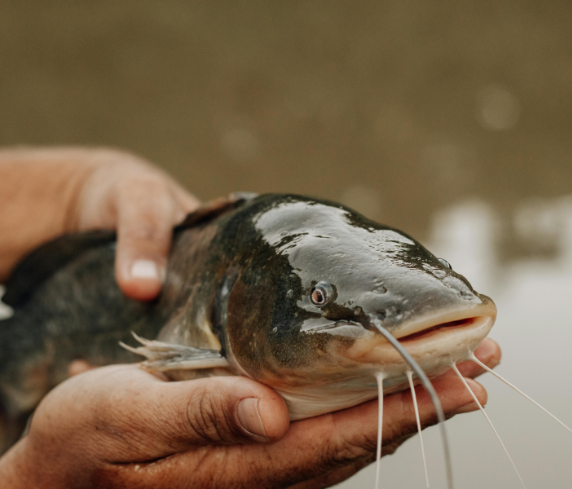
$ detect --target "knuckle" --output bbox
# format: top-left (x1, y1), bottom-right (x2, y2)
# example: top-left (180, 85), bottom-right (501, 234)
top-left (128, 173), bottom-right (171, 194)
top-left (329, 438), bottom-right (373, 468)
top-left (88, 388), bottom-right (150, 448)
top-left (185, 388), bottom-right (236, 444)
top-left (326, 444), bottom-right (369, 469)
top-left (121, 220), bottom-right (169, 246)
top-left (121, 171), bottom-right (173, 196)
top-left (382, 433), bottom-right (414, 456)
top-left (322, 415), bottom-right (371, 470)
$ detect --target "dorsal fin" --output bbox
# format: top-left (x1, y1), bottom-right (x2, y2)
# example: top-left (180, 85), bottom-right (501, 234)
top-left (3, 193), bottom-right (258, 309)
top-left (2, 230), bottom-right (116, 308)
top-left (175, 192), bottom-right (257, 230)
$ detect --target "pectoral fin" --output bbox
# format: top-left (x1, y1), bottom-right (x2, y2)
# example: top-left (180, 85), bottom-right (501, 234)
top-left (120, 332), bottom-right (229, 372)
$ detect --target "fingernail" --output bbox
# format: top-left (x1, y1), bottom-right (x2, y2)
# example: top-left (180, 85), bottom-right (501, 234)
top-left (237, 398), bottom-right (267, 438)
top-left (130, 260), bottom-right (163, 281)
top-left (450, 402), bottom-right (480, 415)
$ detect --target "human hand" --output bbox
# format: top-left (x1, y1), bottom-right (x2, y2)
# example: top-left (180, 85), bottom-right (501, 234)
top-left (75, 149), bottom-right (199, 300)
top-left (0, 147), bottom-right (199, 300)
top-left (0, 338), bottom-right (500, 489)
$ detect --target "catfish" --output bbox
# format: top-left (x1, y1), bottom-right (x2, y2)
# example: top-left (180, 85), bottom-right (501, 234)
top-left (0, 193), bottom-right (496, 458)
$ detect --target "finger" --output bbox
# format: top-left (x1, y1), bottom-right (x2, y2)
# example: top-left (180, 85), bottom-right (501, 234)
top-left (173, 186), bottom-right (200, 219)
top-left (122, 374), bottom-right (487, 489)
top-left (67, 360), bottom-right (94, 377)
top-left (441, 338), bottom-right (501, 380)
top-left (76, 366), bottom-right (290, 461)
top-left (287, 455), bottom-right (374, 489)
top-left (256, 375), bottom-right (485, 485)
top-left (326, 375), bottom-right (486, 463)
top-left (113, 177), bottom-right (179, 300)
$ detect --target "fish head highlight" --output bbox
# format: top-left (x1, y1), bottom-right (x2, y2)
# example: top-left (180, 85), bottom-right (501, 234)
top-left (221, 195), bottom-right (496, 419)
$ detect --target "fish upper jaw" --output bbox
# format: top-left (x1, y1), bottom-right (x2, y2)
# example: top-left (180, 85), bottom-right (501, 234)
top-left (378, 293), bottom-right (496, 340)
top-left (342, 297), bottom-right (497, 376)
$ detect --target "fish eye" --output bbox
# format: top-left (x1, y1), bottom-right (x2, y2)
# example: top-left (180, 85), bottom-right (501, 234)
top-left (438, 258), bottom-right (453, 270)
top-left (310, 282), bottom-right (334, 306)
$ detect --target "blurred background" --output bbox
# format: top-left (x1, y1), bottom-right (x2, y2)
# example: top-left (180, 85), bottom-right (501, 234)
top-left (1, 1), bottom-right (572, 487)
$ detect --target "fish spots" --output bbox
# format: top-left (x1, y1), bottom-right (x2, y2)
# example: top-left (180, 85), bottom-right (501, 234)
top-left (459, 289), bottom-right (476, 301)
top-left (373, 277), bottom-right (388, 294)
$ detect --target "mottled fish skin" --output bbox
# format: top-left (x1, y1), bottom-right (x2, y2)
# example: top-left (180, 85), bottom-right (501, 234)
top-left (192, 195), bottom-right (495, 418)
top-left (0, 194), bottom-right (248, 453)
top-left (0, 193), bottom-right (496, 453)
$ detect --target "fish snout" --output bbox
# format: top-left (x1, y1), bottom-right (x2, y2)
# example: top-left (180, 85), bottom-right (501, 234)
top-left (442, 275), bottom-right (482, 303)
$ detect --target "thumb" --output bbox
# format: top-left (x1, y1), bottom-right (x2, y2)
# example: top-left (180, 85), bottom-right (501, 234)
top-left (166, 376), bottom-right (291, 445)
top-left (330, 374), bottom-right (486, 459)
top-left (100, 370), bottom-right (292, 459)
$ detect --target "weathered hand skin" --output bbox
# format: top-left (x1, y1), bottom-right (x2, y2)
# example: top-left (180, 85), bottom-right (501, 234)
top-left (0, 147), bottom-right (200, 300)
top-left (0, 342), bottom-right (498, 489)
top-left (0, 193), bottom-right (497, 456)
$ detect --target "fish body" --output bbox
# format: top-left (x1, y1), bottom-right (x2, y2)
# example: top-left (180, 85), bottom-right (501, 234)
top-left (0, 193), bottom-right (496, 454)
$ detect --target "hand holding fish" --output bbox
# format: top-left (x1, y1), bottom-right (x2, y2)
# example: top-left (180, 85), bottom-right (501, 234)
top-left (0, 339), bottom-right (498, 489)
top-left (0, 147), bottom-right (199, 300)
top-left (0, 151), bottom-right (513, 488)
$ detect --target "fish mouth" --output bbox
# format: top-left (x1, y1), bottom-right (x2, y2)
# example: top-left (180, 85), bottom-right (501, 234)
top-left (397, 317), bottom-right (478, 343)
top-left (344, 296), bottom-right (496, 373)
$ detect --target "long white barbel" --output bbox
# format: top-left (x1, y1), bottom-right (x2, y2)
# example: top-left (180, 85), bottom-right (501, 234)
top-left (451, 363), bottom-right (526, 489)
top-left (470, 354), bottom-right (572, 434)
top-left (374, 372), bottom-right (384, 489)
top-left (407, 370), bottom-right (430, 488)
top-left (371, 320), bottom-right (454, 489)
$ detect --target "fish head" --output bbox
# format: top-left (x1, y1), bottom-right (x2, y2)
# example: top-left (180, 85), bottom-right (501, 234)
top-left (224, 195), bottom-right (496, 419)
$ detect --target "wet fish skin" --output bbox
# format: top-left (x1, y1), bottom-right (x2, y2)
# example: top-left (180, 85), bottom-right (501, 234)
top-left (202, 195), bottom-right (494, 418)
top-left (0, 194), bottom-right (252, 452)
top-left (122, 193), bottom-right (493, 418)
top-left (0, 193), bottom-right (495, 453)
